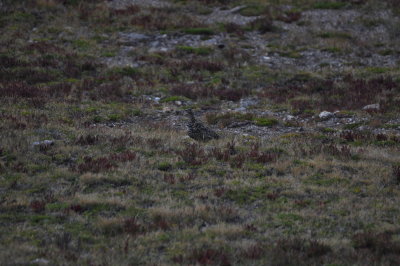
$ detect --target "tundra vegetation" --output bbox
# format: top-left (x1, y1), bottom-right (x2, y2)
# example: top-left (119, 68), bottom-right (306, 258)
top-left (1, 0), bottom-right (400, 265)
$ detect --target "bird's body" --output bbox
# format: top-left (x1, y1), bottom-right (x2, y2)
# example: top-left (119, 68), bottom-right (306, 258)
top-left (187, 109), bottom-right (219, 141)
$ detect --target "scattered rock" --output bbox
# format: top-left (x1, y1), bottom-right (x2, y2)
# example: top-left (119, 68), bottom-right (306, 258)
top-left (319, 111), bottom-right (334, 120)
top-left (118, 32), bottom-right (150, 45)
top-left (32, 140), bottom-right (54, 148)
top-left (234, 107), bottom-right (247, 112)
top-left (31, 258), bottom-right (50, 265)
top-left (163, 106), bottom-right (173, 113)
top-left (113, 0), bottom-right (171, 8)
top-left (362, 103), bottom-right (380, 111)
top-left (240, 97), bottom-right (259, 108)
top-left (198, 5), bottom-right (259, 25)
top-left (285, 115), bottom-right (295, 121)
top-left (145, 96), bottom-right (161, 103)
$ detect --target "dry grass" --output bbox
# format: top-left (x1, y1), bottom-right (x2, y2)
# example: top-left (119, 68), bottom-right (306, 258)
top-left (1, 0), bottom-right (400, 265)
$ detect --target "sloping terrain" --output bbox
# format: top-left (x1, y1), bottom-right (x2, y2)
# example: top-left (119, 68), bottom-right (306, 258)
top-left (1, 0), bottom-right (400, 265)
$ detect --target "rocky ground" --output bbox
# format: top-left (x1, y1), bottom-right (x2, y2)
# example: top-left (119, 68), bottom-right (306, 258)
top-left (98, 0), bottom-right (400, 140)
top-left (1, 0), bottom-right (400, 265)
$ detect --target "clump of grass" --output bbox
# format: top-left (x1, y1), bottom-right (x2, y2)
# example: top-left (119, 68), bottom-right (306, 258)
top-left (317, 31), bottom-right (353, 39)
top-left (72, 39), bottom-right (92, 51)
top-left (170, 82), bottom-right (248, 101)
top-left (176, 46), bottom-right (213, 56)
top-left (313, 1), bottom-right (347, 9)
top-left (365, 67), bottom-right (390, 74)
top-left (75, 134), bottom-right (99, 145)
top-left (254, 117), bottom-right (278, 127)
top-left (223, 22), bottom-right (245, 36)
top-left (237, 5), bottom-right (267, 16)
top-left (111, 4), bottom-right (141, 16)
top-left (247, 143), bottom-right (281, 163)
top-left (163, 173), bottom-right (175, 184)
top-left (188, 248), bottom-right (231, 265)
top-left (261, 75), bottom-right (399, 112)
top-left (352, 231), bottom-right (400, 256)
top-left (124, 217), bottom-right (143, 235)
top-left (205, 112), bottom-right (254, 127)
top-left (183, 27), bottom-right (214, 35)
top-left (176, 143), bottom-right (208, 166)
top-left (76, 151), bottom-right (136, 173)
top-left (323, 144), bottom-right (352, 159)
top-left (106, 66), bottom-right (139, 78)
top-left (179, 59), bottom-right (224, 72)
top-left (274, 238), bottom-right (331, 258)
top-left (160, 95), bottom-right (189, 103)
top-left (170, 83), bottom-right (212, 100)
top-left (158, 162), bottom-right (172, 171)
top-left (322, 47), bottom-right (342, 53)
top-left (278, 50), bottom-right (302, 58)
top-left (130, 8), bottom-right (203, 30)
top-left (248, 17), bottom-right (279, 33)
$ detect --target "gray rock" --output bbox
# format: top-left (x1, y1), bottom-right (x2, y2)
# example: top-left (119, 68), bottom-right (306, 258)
top-left (319, 111), bottom-right (334, 119)
top-left (240, 97), bottom-right (258, 108)
top-left (285, 115), bottom-right (295, 121)
top-left (362, 103), bottom-right (380, 111)
top-left (31, 258), bottom-right (50, 265)
top-left (234, 107), bottom-right (247, 112)
top-left (32, 140), bottom-right (54, 147)
top-left (118, 32), bottom-right (150, 45)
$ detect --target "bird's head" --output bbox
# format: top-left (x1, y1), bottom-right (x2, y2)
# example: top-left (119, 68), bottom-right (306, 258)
top-left (186, 109), bottom-right (196, 123)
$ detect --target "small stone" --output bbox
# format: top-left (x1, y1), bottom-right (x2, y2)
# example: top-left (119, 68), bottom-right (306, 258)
top-left (175, 101), bottom-right (182, 106)
top-left (285, 115), bottom-right (295, 121)
top-left (319, 111), bottom-right (334, 119)
top-left (234, 107), bottom-right (246, 112)
top-left (151, 41), bottom-right (159, 47)
top-left (32, 140), bottom-right (54, 147)
top-left (240, 98), bottom-right (258, 108)
top-left (362, 103), bottom-right (380, 111)
top-left (31, 258), bottom-right (50, 265)
top-left (162, 106), bottom-right (172, 112)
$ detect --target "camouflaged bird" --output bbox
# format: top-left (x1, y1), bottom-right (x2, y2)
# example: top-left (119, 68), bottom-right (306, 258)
top-left (186, 109), bottom-right (219, 141)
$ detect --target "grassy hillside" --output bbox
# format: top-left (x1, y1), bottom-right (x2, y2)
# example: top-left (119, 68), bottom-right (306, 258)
top-left (1, 0), bottom-right (400, 265)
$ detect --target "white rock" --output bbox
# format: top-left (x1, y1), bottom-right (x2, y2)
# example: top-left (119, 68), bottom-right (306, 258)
top-left (234, 107), bottom-right (246, 112)
top-left (32, 140), bottom-right (54, 147)
top-left (162, 106), bottom-right (172, 112)
top-left (362, 103), bottom-right (380, 111)
top-left (175, 101), bottom-right (182, 106)
top-left (285, 115), bottom-right (295, 121)
top-left (31, 258), bottom-right (49, 265)
top-left (319, 111), bottom-right (334, 119)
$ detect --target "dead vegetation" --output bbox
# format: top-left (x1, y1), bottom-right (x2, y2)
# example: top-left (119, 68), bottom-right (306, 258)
top-left (1, 0), bottom-right (400, 265)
